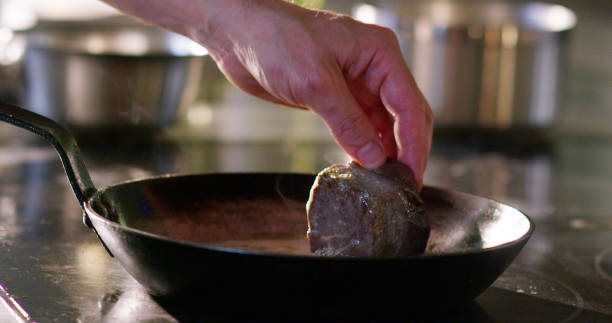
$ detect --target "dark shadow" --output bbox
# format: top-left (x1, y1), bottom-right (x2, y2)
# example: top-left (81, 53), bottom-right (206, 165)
top-left (151, 295), bottom-right (492, 323)
top-left (476, 287), bottom-right (612, 322)
top-left (432, 126), bottom-right (555, 158)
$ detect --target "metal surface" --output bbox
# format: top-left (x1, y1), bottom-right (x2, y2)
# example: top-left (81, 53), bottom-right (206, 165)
top-left (0, 101), bottom-right (533, 317)
top-left (0, 136), bottom-right (609, 322)
top-left (21, 24), bottom-right (206, 129)
top-left (0, 102), bottom-right (95, 206)
top-left (353, 1), bottom-right (576, 129)
top-left (0, 284), bottom-right (32, 323)
top-left (0, 135), bottom-right (611, 321)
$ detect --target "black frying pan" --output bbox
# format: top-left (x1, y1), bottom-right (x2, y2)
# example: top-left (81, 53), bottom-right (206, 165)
top-left (0, 101), bottom-right (533, 316)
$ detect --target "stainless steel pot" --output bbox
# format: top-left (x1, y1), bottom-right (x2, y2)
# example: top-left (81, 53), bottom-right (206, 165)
top-left (22, 23), bottom-right (206, 130)
top-left (353, 1), bottom-right (576, 129)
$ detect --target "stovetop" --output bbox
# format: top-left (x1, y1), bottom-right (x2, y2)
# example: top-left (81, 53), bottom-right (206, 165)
top-left (0, 131), bottom-right (611, 322)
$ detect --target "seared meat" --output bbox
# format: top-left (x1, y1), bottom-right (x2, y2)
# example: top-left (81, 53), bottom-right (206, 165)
top-left (306, 159), bottom-right (429, 257)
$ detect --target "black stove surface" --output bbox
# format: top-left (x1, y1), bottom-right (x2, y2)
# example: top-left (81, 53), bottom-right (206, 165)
top-left (0, 134), bottom-right (611, 322)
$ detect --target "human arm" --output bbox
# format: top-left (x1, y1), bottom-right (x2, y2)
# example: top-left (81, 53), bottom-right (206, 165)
top-left (100, 0), bottom-right (433, 188)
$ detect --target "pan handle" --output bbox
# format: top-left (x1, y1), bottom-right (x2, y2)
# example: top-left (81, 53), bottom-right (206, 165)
top-left (0, 101), bottom-right (97, 225)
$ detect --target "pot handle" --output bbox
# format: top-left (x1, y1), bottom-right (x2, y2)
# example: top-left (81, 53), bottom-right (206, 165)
top-left (0, 101), bottom-right (97, 226)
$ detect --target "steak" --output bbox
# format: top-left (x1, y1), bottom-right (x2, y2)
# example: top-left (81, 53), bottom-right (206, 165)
top-left (306, 159), bottom-right (430, 257)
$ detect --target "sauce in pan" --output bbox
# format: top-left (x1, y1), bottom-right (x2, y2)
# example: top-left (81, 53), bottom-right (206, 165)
top-left (123, 196), bottom-right (314, 255)
top-left (207, 238), bottom-right (312, 255)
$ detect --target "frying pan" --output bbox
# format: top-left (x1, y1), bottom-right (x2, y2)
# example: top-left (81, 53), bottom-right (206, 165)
top-left (0, 101), bottom-right (533, 317)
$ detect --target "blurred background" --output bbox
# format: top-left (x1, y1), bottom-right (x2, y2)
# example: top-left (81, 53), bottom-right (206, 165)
top-left (0, 0), bottom-right (609, 142)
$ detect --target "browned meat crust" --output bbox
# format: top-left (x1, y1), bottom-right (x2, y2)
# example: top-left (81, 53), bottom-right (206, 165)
top-left (306, 160), bottom-right (430, 257)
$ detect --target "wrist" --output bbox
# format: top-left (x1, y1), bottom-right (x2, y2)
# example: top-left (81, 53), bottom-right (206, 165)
top-left (188, 0), bottom-right (300, 60)
top-left (186, 0), bottom-right (268, 59)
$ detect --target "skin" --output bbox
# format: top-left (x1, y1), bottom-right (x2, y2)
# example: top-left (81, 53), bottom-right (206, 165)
top-left (100, 0), bottom-right (433, 189)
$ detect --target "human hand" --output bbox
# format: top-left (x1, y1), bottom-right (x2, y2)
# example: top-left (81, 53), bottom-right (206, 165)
top-left (198, 1), bottom-right (432, 187)
top-left (101, 0), bottom-right (433, 188)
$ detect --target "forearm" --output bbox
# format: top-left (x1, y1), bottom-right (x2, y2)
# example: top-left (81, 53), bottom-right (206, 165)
top-left (100, 0), bottom-right (258, 58)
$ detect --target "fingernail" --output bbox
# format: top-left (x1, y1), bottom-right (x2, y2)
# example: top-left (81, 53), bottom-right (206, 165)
top-left (357, 141), bottom-right (385, 169)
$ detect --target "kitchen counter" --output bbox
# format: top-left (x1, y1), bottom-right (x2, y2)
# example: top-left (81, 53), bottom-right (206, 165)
top-left (0, 127), bottom-right (611, 322)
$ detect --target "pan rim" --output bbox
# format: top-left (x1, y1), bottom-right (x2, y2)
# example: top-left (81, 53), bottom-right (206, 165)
top-left (83, 172), bottom-right (535, 262)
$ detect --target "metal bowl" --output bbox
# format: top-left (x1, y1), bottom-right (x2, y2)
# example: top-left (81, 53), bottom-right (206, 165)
top-left (21, 23), bottom-right (207, 132)
top-left (353, 1), bottom-right (576, 130)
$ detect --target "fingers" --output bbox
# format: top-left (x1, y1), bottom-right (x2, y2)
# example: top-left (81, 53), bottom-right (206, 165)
top-left (307, 69), bottom-right (387, 169)
top-left (338, 25), bottom-right (431, 187)
top-left (376, 49), bottom-right (432, 187)
top-left (380, 59), bottom-right (433, 189)
top-left (368, 107), bottom-right (398, 159)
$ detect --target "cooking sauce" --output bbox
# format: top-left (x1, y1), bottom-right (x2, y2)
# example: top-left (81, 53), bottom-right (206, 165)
top-left (207, 238), bottom-right (312, 255)
top-left (123, 197), bottom-right (313, 255)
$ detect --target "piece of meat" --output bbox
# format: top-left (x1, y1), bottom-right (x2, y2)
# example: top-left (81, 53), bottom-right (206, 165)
top-left (306, 159), bottom-right (430, 257)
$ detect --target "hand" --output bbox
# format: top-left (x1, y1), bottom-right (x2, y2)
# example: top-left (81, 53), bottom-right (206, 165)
top-left (101, 0), bottom-right (433, 188)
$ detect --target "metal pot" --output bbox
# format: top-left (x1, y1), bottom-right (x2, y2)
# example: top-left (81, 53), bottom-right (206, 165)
top-left (353, 1), bottom-right (576, 129)
top-left (21, 23), bottom-right (206, 131)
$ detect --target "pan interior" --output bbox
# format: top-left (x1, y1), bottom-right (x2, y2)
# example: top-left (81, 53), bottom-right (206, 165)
top-left (90, 173), bottom-right (531, 256)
